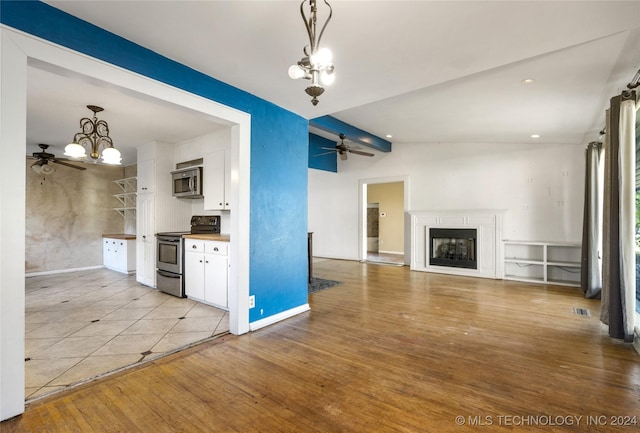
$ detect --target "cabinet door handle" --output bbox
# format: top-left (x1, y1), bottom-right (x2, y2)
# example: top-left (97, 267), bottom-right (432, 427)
top-left (205, 260), bottom-right (209, 264)
top-left (213, 247), bottom-right (219, 252)
top-left (192, 245), bottom-right (197, 249)
top-left (199, 259), bottom-right (203, 263)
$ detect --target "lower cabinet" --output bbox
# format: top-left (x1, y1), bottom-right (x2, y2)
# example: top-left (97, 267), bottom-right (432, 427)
top-left (103, 237), bottom-right (136, 274)
top-left (184, 239), bottom-right (229, 309)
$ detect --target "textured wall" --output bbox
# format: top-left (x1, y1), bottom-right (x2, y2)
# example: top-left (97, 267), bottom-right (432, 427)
top-left (25, 160), bottom-right (125, 273)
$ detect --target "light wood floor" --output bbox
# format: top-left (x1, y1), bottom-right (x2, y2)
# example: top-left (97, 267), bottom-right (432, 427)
top-left (3, 259), bottom-right (639, 432)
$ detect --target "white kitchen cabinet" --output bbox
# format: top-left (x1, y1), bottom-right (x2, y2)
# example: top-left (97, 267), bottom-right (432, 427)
top-left (136, 158), bottom-right (155, 193)
top-left (203, 149), bottom-right (230, 211)
top-left (135, 141), bottom-right (193, 288)
top-left (184, 239), bottom-right (229, 309)
top-left (136, 193), bottom-right (156, 287)
top-left (103, 237), bottom-right (136, 274)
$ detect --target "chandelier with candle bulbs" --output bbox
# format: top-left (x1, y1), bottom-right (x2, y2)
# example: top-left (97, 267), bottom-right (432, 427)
top-left (64, 105), bottom-right (122, 165)
top-left (288, 0), bottom-right (335, 106)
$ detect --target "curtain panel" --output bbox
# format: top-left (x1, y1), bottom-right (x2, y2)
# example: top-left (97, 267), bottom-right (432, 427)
top-left (601, 91), bottom-right (636, 342)
top-left (581, 142), bottom-right (603, 299)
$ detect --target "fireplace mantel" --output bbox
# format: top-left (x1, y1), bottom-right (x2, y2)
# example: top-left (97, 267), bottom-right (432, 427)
top-left (409, 210), bottom-right (505, 279)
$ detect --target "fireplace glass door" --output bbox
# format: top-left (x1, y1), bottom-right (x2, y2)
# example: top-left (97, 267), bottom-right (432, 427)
top-left (430, 228), bottom-right (477, 269)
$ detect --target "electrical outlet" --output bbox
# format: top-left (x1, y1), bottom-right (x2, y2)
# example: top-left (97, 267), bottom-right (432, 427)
top-left (249, 295), bottom-right (255, 309)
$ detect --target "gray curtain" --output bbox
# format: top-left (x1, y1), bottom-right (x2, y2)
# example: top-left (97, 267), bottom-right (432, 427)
top-left (581, 141), bottom-right (603, 298)
top-left (601, 91), bottom-right (636, 342)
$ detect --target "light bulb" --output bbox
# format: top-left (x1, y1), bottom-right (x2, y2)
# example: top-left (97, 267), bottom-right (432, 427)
top-left (288, 64), bottom-right (305, 79)
top-left (64, 142), bottom-right (86, 158)
top-left (321, 69), bottom-right (335, 85)
top-left (312, 48), bottom-right (332, 66)
top-left (41, 164), bottom-right (55, 174)
top-left (101, 147), bottom-right (122, 165)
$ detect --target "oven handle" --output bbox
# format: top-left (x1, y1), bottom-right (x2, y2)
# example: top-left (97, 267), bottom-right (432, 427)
top-left (157, 270), bottom-right (181, 279)
top-left (157, 238), bottom-right (182, 243)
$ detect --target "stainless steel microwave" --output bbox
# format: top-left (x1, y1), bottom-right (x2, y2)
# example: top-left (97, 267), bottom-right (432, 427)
top-left (171, 167), bottom-right (203, 198)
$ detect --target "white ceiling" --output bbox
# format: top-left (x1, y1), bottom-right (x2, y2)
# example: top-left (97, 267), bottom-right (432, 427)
top-left (29, 0), bottom-right (640, 165)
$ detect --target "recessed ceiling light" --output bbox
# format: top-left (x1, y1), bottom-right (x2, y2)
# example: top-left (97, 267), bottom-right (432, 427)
top-left (531, 134), bottom-right (540, 138)
top-left (386, 134), bottom-right (392, 138)
top-left (522, 78), bottom-right (535, 85)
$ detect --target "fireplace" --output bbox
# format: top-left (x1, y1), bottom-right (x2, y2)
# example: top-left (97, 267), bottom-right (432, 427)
top-left (429, 228), bottom-right (477, 269)
top-left (410, 210), bottom-right (503, 279)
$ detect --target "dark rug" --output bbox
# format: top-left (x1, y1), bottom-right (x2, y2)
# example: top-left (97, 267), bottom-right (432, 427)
top-left (308, 277), bottom-right (343, 294)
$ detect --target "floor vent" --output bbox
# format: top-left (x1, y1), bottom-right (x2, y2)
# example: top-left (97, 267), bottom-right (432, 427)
top-left (573, 307), bottom-right (591, 317)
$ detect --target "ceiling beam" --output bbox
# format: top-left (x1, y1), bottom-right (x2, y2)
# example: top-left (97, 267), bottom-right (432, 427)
top-left (310, 115), bottom-right (392, 153)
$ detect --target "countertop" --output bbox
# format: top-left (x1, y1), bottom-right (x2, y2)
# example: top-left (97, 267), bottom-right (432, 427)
top-left (102, 234), bottom-right (136, 240)
top-left (182, 233), bottom-right (230, 242)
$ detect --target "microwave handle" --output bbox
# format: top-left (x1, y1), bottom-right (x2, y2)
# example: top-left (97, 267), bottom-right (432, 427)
top-left (188, 176), bottom-right (194, 192)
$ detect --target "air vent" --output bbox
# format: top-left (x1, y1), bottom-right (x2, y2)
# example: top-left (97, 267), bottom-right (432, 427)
top-left (573, 307), bottom-right (591, 317)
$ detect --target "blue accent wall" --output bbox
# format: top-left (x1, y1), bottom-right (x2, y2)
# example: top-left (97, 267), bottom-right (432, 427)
top-left (309, 133), bottom-right (338, 173)
top-left (1, 1), bottom-right (309, 323)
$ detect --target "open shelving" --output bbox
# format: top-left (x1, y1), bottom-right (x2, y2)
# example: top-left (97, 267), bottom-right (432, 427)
top-left (113, 177), bottom-right (137, 218)
top-left (503, 240), bottom-right (581, 287)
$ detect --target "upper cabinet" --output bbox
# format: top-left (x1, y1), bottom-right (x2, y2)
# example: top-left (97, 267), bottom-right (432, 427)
top-left (137, 158), bottom-right (155, 193)
top-left (204, 148), bottom-right (231, 211)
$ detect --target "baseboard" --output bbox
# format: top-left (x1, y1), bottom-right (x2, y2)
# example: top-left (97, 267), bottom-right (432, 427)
top-left (249, 304), bottom-right (310, 332)
top-left (25, 265), bottom-right (104, 277)
top-left (377, 250), bottom-right (404, 255)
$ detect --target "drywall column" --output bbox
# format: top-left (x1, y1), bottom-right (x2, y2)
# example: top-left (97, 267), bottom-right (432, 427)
top-left (0, 28), bottom-right (27, 420)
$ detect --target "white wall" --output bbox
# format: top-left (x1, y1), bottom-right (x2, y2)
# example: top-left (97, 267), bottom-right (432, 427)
top-left (309, 141), bottom-right (584, 261)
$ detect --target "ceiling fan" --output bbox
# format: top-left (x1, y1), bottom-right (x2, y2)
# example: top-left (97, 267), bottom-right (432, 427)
top-left (316, 133), bottom-right (375, 160)
top-left (27, 144), bottom-right (87, 173)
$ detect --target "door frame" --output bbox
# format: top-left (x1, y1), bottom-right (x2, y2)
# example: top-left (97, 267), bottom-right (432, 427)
top-left (1, 27), bottom-right (251, 419)
top-left (358, 175), bottom-right (410, 263)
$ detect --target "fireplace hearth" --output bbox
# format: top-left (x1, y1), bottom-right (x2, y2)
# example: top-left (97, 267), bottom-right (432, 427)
top-left (429, 228), bottom-right (477, 269)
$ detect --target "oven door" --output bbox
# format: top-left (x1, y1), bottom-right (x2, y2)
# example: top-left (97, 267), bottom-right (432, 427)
top-left (156, 237), bottom-right (183, 274)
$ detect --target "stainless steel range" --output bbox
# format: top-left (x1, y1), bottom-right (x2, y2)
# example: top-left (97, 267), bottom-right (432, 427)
top-left (156, 215), bottom-right (221, 297)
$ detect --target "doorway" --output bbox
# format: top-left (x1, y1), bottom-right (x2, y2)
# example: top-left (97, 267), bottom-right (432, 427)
top-left (1, 27), bottom-right (251, 416)
top-left (359, 177), bottom-right (408, 265)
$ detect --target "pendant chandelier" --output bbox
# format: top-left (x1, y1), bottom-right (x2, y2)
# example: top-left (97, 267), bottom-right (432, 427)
top-left (288, 0), bottom-right (335, 106)
top-left (64, 105), bottom-right (122, 165)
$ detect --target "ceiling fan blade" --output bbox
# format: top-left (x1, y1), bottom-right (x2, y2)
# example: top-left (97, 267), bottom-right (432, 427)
top-left (340, 152), bottom-right (348, 161)
top-left (52, 159), bottom-right (86, 170)
top-left (320, 147), bottom-right (339, 152)
top-left (349, 149), bottom-right (375, 157)
top-left (313, 151), bottom-right (337, 157)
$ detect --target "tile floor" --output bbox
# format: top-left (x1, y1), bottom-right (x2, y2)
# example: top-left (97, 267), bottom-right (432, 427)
top-left (25, 268), bottom-right (229, 401)
top-left (366, 251), bottom-right (405, 265)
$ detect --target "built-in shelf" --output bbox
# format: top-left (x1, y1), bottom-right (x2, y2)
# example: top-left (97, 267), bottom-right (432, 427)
top-left (503, 240), bottom-right (581, 287)
top-left (113, 177), bottom-right (137, 218)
